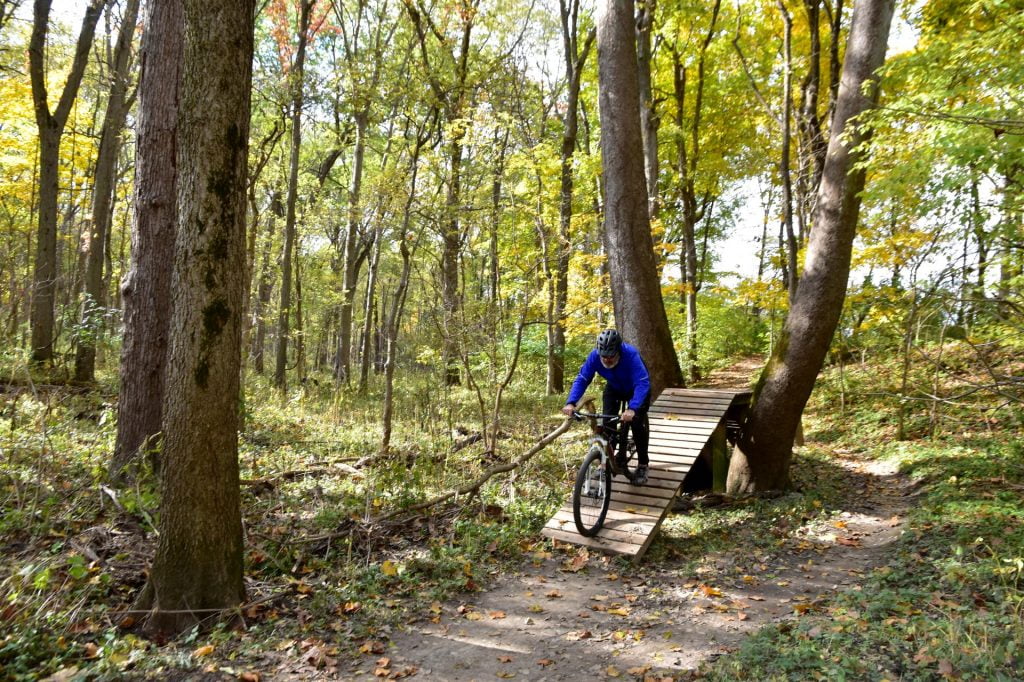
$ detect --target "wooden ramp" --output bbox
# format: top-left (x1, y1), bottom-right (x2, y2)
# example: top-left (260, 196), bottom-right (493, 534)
top-left (542, 388), bottom-right (750, 560)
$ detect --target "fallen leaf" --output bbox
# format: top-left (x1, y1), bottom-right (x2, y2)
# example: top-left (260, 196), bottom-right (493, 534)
top-left (497, 655), bottom-right (513, 663)
top-left (465, 612), bottom-right (483, 621)
top-left (546, 590), bottom-right (563, 599)
top-left (563, 549), bottom-right (590, 573)
top-left (381, 561), bottom-right (399, 577)
top-left (738, 612), bottom-right (749, 621)
top-left (937, 660), bottom-right (954, 676)
top-left (886, 515), bottom-right (901, 527)
top-left (566, 630), bottom-right (592, 641)
top-left (489, 610), bottom-right (506, 619)
top-left (699, 584), bottom-right (723, 597)
top-left (239, 673), bottom-right (260, 682)
top-left (193, 645), bottom-right (215, 658)
top-left (359, 640), bottom-right (386, 655)
top-left (537, 658), bottom-right (555, 667)
top-left (627, 665), bottom-right (650, 675)
top-left (607, 607), bottom-right (630, 616)
top-left (343, 601), bottom-right (361, 614)
top-left (528, 604), bottom-right (545, 613)
top-left (496, 672), bottom-right (516, 679)
top-left (82, 643), bottom-right (99, 659)
top-left (606, 665), bottom-right (621, 677)
top-left (377, 657), bottom-right (391, 668)
top-left (833, 520), bottom-right (848, 529)
top-left (837, 537), bottom-right (862, 547)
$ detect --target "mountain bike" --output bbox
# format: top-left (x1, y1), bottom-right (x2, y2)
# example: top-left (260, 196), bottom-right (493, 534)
top-left (570, 410), bottom-right (638, 537)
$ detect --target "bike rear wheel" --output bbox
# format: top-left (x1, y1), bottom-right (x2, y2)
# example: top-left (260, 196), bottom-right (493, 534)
top-left (573, 447), bottom-right (611, 537)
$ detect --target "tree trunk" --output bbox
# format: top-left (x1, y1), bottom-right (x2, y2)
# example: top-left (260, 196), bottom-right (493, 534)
top-left (274, 0), bottom-right (313, 392)
top-left (596, 0), bottom-right (684, 399)
top-left (138, 0), bottom-right (253, 635)
top-left (337, 109), bottom-right (368, 383)
top-left (28, 0), bottom-right (107, 364)
top-left (553, 2), bottom-right (594, 396)
top-left (75, 0), bottom-right (141, 382)
top-left (728, 0), bottom-right (894, 494)
top-left (778, 0), bottom-right (798, 301)
top-left (636, 0), bottom-right (659, 222)
top-left (252, 195), bottom-right (281, 375)
top-left (112, 0), bottom-right (181, 479)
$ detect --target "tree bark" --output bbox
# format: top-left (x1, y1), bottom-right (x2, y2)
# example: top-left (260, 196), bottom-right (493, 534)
top-left (28, 0), bottom-right (108, 364)
top-left (596, 0), bottom-right (684, 399)
top-left (75, 0), bottom-right (141, 382)
top-left (778, 0), bottom-right (799, 301)
top-left (274, 0), bottom-right (313, 392)
top-left (337, 109), bottom-right (367, 383)
top-left (728, 0), bottom-right (894, 494)
top-left (112, 0), bottom-right (181, 479)
top-left (636, 0), bottom-right (659, 222)
top-left (138, 0), bottom-right (253, 635)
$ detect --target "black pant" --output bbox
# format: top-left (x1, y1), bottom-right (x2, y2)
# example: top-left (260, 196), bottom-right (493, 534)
top-left (602, 385), bottom-right (650, 466)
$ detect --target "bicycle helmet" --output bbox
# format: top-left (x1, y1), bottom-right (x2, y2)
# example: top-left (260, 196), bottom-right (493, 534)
top-left (596, 329), bottom-right (623, 357)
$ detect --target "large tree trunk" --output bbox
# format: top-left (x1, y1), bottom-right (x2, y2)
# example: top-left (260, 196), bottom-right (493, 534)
top-left (75, 0), bottom-right (141, 382)
top-left (138, 0), bottom-right (253, 635)
top-left (596, 0), bottom-right (683, 398)
top-left (112, 0), bottom-right (181, 479)
top-left (728, 0), bottom-right (894, 494)
top-left (274, 0), bottom-right (313, 392)
top-left (28, 0), bottom-right (107, 364)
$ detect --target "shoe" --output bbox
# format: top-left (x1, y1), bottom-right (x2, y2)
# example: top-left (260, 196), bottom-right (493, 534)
top-left (633, 465), bottom-right (648, 485)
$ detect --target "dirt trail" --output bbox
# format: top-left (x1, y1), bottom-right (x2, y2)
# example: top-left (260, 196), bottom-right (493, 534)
top-left (341, 361), bottom-right (913, 681)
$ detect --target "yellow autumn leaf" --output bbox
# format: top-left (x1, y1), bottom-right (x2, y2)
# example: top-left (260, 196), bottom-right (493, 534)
top-left (193, 644), bottom-right (215, 657)
top-left (606, 607), bottom-right (630, 616)
top-left (606, 665), bottom-right (621, 677)
top-left (381, 560), bottom-right (398, 576)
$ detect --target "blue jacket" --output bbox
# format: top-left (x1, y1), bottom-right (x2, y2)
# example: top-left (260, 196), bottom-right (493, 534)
top-left (565, 342), bottom-right (651, 411)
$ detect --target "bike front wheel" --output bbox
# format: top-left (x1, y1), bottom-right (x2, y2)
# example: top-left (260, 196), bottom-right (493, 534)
top-left (573, 447), bottom-right (611, 537)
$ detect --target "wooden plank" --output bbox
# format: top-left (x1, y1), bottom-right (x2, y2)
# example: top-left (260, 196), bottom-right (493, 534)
top-left (650, 406), bottom-right (731, 418)
top-left (548, 509), bottom-right (657, 537)
top-left (548, 499), bottom-right (667, 521)
top-left (649, 413), bottom-right (722, 424)
top-left (649, 432), bottom-right (714, 444)
top-left (541, 527), bottom-right (641, 556)
top-left (654, 392), bottom-right (736, 403)
top-left (660, 388), bottom-right (741, 398)
top-left (648, 444), bottom-right (702, 457)
top-left (546, 513), bottom-right (651, 546)
top-left (653, 396), bottom-right (736, 409)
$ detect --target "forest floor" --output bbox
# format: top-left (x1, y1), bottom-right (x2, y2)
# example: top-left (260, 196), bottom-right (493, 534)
top-left (318, 361), bottom-right (916, 681)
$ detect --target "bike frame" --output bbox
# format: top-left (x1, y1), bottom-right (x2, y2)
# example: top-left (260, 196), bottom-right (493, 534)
top-left (576, 411), bottom-right (633, 478)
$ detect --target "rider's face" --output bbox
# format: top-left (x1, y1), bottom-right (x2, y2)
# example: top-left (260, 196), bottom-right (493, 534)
top-left (600, 353), bottom-right (619, 369)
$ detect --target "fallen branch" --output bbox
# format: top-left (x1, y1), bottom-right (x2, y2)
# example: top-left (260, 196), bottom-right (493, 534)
top-left (373, 417), bottom-right (574, 522)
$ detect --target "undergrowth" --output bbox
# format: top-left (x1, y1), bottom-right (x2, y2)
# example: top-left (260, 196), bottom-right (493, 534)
top-left (2, 342), bottom-right (1021, 680)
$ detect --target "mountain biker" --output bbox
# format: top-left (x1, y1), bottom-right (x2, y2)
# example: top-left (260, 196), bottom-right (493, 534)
top-left (561, 329), bottom-right (651, 485)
